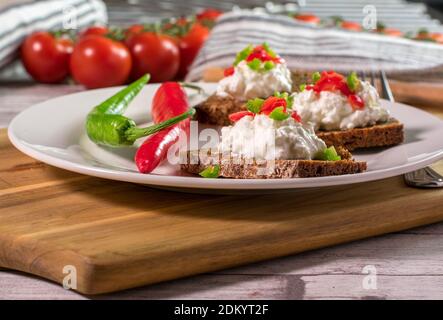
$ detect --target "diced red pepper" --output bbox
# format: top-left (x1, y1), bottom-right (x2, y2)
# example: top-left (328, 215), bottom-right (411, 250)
top-left (348, 94), bottom-right (365, 110)
top-left (260, 97), bottom-right (287, 115)
top-left (245, 46), bottom-right (281, 64)
top-left (337, 81), bottom-right (352, 96)
top-left (224, 66), bottom-right (234, 77)
top-left (228, 111), bottom-right (255, 122)
top-left (291, 111), bottom-right (302, 123)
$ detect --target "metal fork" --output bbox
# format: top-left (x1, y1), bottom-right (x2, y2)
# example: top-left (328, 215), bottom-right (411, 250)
top-left (360, 70), bottom-right (443, 188)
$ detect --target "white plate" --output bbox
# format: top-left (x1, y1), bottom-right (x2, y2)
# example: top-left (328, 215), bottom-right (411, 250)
top-left (8, 83), bottom-right (443, 192)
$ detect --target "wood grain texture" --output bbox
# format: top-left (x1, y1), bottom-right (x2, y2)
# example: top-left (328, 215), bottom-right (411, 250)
top-left (1, 127), bottom-right (443, 295)
top-left (2, 83), bottom-right (443, 299)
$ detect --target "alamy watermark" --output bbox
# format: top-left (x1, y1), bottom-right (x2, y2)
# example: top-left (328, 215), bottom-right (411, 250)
top-left (63, 265), bottom-right (77, 290)
top-left (362, 265), bottom-right (377, 290)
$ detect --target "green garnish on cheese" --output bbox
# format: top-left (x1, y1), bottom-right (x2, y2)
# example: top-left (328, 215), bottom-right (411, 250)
top-left (312, 71), bottom-right (321, 83)
top-left (246, 98), bottom-right (265, 113)
top-left (269, 107), bottom-right (290, 121)
top-left (346, 71), bottom-right (360, 92)
top-left (274, 92), bottom-right (294, 109)
top-left (316, 146), bottom-right (342, 161)
top-left (199, 165), bottom-right (220, 178)
top-left (234, 45), bottom-right (253, 66)
top-left (247, 58), bottom-right (261, 71)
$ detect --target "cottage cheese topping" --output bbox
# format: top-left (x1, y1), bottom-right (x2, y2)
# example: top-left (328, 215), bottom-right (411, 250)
top-left (219, 114), bottom-right (326, 160)
top-left (292, 81), bottom-right (389, 131)
top-left (216, 60), bottom-right (292, 101)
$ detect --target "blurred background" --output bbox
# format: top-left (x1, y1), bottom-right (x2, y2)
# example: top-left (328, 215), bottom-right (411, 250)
top-left (0, 0), bottom-right (442, 115)
top-left (105, 0), bottom-right (443, 32)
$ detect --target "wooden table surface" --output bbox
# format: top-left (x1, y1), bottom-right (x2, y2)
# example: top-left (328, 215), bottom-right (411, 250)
top-left (1, 83), bottom-right (443, 300)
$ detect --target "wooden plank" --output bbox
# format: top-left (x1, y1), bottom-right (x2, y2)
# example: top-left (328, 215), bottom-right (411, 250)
top-left (1, 127), bottom-right (443, 295)
top-left (2, 82), bottom-right (443, 298)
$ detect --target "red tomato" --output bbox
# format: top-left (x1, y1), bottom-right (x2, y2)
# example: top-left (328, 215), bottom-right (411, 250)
top-left (340, 21), bottom-right (362, 31)
top-left (430, 33), bottom-right (443, 44)
top-left (196, 8), bottom-right (222, 21)
top-left (70, 36), bottom-right (131, 89)
top-left (20, 31), bottom-right (73, 83)
top-left (294, 14), bottom-right (321, 25)
top-left (177, 22), bottom-right (210, 78)
top-left (128, 32), bottom-right (180, 82)
top-left (382, 28), bottom-right (403, 37)
top-left (79, 25), bottom-right (109, 39)
top-left (124, 24), bottom-right (144, 47)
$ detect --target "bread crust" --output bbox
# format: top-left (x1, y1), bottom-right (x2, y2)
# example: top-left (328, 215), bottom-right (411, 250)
top-left (181, 147), bottom-right (367, 179)
top-left (317, 119), bottom-right (404, 150)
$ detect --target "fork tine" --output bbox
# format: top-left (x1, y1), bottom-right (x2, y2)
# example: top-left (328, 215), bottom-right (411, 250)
top-left (370, 69), bottom-right (376, 87)
top-left (379, 70), bottom-right (395, 102)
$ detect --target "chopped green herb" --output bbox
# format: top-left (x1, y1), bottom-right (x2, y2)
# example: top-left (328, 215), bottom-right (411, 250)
top-left (274, 92), bottom-right (294, 109)
top-left (247, 58), bottom-right (261, 71)
top-left (312, 71), bottom-right (321, 83)
top-left (262, 42), bottom-right (277, 57)
top-left (316, 146), bottom-right (342, 161)
top-left (234, 45), bottom-right (253, 66)
top-left (263, 60), bottom-right (275, 70)
top-left (346, 71), bottom-right (360, 92)
top-left (299, 84), bottom-right (307, 91)
top-left (269, 107), bottom-right (290, 121)
top-left (246, 98), bottom-right (265, 113)
top-left (199, 165), bottom-right (220, 178)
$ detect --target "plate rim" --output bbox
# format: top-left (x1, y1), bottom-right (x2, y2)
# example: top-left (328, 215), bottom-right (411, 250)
top-left (7, 84), bottom-right (443, 190)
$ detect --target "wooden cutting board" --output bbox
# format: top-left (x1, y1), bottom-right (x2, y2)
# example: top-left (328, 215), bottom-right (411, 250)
top-left (1, 128), bottom-right (443, 295)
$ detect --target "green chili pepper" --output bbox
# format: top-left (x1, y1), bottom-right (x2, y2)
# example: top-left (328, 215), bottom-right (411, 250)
top-left (85, 74), bottom-right (194, 147)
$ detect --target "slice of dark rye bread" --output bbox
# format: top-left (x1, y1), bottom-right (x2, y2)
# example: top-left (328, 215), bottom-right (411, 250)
top-left (196, 96), bottom-right (404, 150)
top-left (317, 119), bottom-right (404, 151)
top-left (181, 147), bottom-right (367, 179)
top-left (195, 94), bottom-right (246, 126)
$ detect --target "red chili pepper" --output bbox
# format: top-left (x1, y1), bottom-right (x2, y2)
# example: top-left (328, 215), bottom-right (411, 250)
top-left (224, 66), bottom-right (235, 77)
top-left (151, 82), bottom-right (189, 123)
top-left (260, 97), bottom-right (287, 115)
top-left (228, 111), bottom-right (255, 122)
top-left (135, 82), bottom-right (190, 174)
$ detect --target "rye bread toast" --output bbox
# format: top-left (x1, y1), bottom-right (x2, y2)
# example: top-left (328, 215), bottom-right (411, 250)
top-left (195, 95), bottom-right (246, 126)
top-left (181, 147), bottom-right (367, 179)
top-left (196, 95), bottom-right (404, 150)
top-left (317, 119), bottom-right (404, 151)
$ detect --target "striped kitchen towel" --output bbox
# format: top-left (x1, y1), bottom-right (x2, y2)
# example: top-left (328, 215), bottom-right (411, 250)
top-left (186, 10), bottom-right (443, 81)
top-left (0, 0), bottom-right (107, 70)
